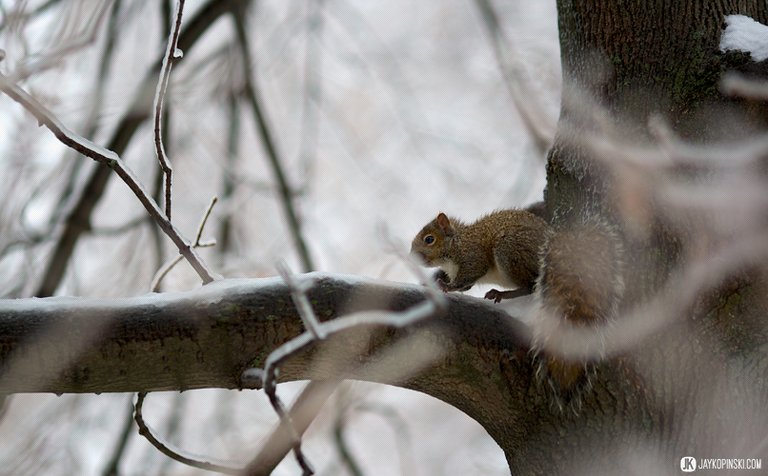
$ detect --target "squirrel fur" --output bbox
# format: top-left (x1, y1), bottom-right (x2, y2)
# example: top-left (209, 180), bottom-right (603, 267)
top-left (533, 221), bottom-right (625, 401)
top-left (410, 209), bottom-right (550, 302)
top-left (410, 209), bottom-right (624, 406)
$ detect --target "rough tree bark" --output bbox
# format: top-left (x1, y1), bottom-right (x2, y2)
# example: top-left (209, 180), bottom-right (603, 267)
top-left (540, 0), bottom-right (768, 472)
top-left (2, 1), bottom-right (768, 475)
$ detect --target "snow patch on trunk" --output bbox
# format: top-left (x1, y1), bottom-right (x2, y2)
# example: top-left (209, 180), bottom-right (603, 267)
top-left (720, 14), bottom-right (768, 61)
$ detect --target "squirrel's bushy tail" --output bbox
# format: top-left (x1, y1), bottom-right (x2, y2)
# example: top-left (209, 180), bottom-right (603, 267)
top-left (531, 220), bottom-right (625, 405)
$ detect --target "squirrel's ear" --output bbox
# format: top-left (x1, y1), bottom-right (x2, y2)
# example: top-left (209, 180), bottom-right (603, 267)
top-left (436, 213), bottom-right (451, 233)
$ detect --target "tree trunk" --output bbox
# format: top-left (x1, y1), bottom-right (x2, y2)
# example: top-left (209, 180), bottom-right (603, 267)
top-left (539, 0), bottom-right (768, 473)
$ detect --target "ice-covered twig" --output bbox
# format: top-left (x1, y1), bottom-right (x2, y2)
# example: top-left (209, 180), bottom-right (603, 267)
top-left (151, 196), bottom-right (218, 292)
top-left (134, 392), bottom-right (240, 475)
top-left (153, 0), bottom-right (186, 221)
top-left (0, 73), bottom-right (217, 285)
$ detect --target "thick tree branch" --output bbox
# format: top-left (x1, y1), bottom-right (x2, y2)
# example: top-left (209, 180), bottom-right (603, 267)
top-left (0, 274), bottom-right (766, 473)
top-left (0, 273), bottom-right (543, 469)
top-left (0, 274), bottom-right (526, 387)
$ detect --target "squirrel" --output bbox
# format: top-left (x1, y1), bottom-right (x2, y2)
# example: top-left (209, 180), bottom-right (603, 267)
top-left (409, 209), bottom-right (551, 302)
top-left (532, 220), bottom-right (625, 405)
top-left (411, 208), bottom-right (624, 407)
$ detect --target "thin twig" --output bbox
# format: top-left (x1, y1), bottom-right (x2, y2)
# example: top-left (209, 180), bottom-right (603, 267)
top-left (231, 6), bottom-right (315, 272)
top-left (101, 394), bottom-right (136, 476)
top-left (276, 261), bottom-right (325, 340)
top-left (261, 379), bottom-right (316, 476)
top-left (333, 420), bottom-right (364, 476)
top-left (474, 0), bottom-right (554, 157)
top-left (153, 0), bottom-right (186, 221)
top-left (7, 1), bottom-right (114, 82)
top-left (0, 74), bottom-right (217, 285)
top-left (243, 379), bottom-right (338, 476)
top-left (150, 196), bottom-right (217, 291)
top-left (194, 196), bottom-right (218, 244)
top-left (241, 263), bottom-right (448, 475)
top-left (134, 392), bottom-right (240, 475)
top-left (32, 0), bottom-right (240, 297)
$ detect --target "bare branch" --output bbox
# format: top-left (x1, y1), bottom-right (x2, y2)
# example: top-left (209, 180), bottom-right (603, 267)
top-left (243, 379), bottom-right (338, 476)
top-left (194, 196), bottom-right (218, 245)
top-left (134, 392), bottom-right (240, 475)
top-left (7, 1), bottom-right (115, 82)
top-left (153, 0), bottom-right (186, 221)
top-left (151, 196), bottom-right (218, 292)
top-left (241, 257), bottom-right (449, 475)
top-left (33, 0), bottom-right (244, 297)
top-left (0, 75), bottom-right (217, 286)
top-left (231, 7), bottom-right (315, 273)
top-left (474, 0), bottom-right (555, 158)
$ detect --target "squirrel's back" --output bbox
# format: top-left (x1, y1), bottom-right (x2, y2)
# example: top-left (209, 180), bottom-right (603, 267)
top-left (463, 210), bottom-right (549, 290)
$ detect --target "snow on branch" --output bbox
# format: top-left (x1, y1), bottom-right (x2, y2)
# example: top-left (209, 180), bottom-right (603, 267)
top-left (0, 274), bottom-right (530, 472)
top-left (238, 261), bottom-right (447, 474)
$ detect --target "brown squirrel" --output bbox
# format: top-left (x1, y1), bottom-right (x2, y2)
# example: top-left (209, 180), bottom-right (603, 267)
top-left (409, 209), bottom-right (551, 302)
top-left (410, 208), bottom-right (624, 406)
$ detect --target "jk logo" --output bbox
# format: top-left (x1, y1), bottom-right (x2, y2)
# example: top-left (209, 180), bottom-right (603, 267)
top-left (681, 456), bottom-right (697, 472)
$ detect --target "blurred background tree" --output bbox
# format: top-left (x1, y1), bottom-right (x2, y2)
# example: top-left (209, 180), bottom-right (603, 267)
top-left (0, 0), bottom-right (555, 474)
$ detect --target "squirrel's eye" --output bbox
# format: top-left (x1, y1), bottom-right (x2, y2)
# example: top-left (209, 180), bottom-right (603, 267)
top-left (424, 235), bottom-right (435, 245)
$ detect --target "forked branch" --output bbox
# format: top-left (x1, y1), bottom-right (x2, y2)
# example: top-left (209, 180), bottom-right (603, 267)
top-left (0, 74), bottom-right (217, 284)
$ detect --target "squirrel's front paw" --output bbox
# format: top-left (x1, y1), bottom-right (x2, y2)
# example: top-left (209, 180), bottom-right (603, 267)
top-left (484, 289), bottom-right (504, 303)
top-left (436, 278), bottom-right (452, 292)
top-left (432, 270), bottom-right (451, 292)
